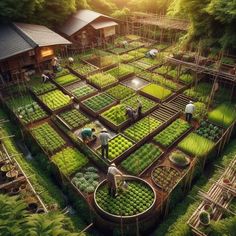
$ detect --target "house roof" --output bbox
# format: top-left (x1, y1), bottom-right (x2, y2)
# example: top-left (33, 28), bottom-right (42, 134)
top-left (0, 23), bottom-right (71, 61)
top-left (0, 24), bottom-right (33, 61)
top-left (91, 21), bottom-right (118, 30)
top-left (59, 9), bottom-right (115, 36)
top-left (14, 23), bottom-right (71, 47)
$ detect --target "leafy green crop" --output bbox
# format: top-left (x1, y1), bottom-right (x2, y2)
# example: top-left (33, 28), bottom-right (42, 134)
top-left (31, 122), bottom-right (66, 153)
top-left (122, 94), bottom-right (156, 113)
top-left (101, 104), bottom-right (128, 126)
top-left (208, 103), bottom-right (236, 128)
top-left (72, 166), bottom-right (99, 193)
top-left (178, 133), bottom-right (215, 157)
top-left (121, 143), bottom-right (162, 175)
top-left (96, 181), bottom-right (154, 216)
top-left (52, 147), bottom-right (88, 176)
top-left (179, 73), bottom-right (194, 84)
top-left (152, 166), bottom-right (181, 192)
top-left (105, 84), bottom-right (135, 100)
top-left (97, 134), bottom-right (133, 160)
top-left (124, 116), bottom-right (162, 142)
top-left (71, 61), bottom-right (97, 76)
top-left (153, 119), bottom-right (190, 147)
top-left (88, 73), bottom-right (118, 89)
top-left (82, 93), bottom-right (115, 112)
top-left (54, 74), bottom-right (79, 86)
top-left (71, 84), bottom-right (96, 100)
top-left (141, 83), bottom-right (172, 100)
top-left (58, 108), bottom-right (89, 130)
top-left (39, 90), bottom-right (71, 111)
top-left (30, 79), bottom-right (56, 95)
top-left (6, 95), bottom-right (47, 124)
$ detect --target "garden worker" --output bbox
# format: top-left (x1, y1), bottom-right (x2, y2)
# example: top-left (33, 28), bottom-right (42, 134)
top-left (81, 128), bottom-right (95, 143)
top-left (99, 128), bottom-right (111, 159)
top-left (146, 49), bottom-right (158, 59)
top-left (185, 101), bottom-right (195, 123)
top-left (68, 57), bottom-right (74, 66)
top-left (51, 57), bottom-right (58, 72)
top-left (41, 73), bottom-right (49, 83)
top-left (125, 106), bottom-right (135, 122)
top-left (122, 40), bottom-right (128, 48)
top-left (107, 163), bottom-right (123, 197)
top-left (137, 98), bottom-right (143, 118)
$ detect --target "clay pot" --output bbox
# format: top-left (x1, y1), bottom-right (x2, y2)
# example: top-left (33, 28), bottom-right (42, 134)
top-left (6, 169), bottom-right (18, 180)
top-left (223, 178), bottom-right (231, 185)
top-left (9, 187), bottom-right (20, 195)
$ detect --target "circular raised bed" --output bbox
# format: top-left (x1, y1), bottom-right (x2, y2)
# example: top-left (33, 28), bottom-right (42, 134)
top-left (151, 165), bottom-right (181, 192)
top-left (94, 176), bottom-right (156, 223)
top-left (169, 150), bottom-right (190, 168)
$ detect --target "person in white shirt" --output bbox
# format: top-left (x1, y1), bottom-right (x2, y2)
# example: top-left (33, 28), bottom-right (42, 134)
top-left (107, 163), bottom-right (123, 197)
top-left (99, 128), bottom-right (111, 159)
top-left (185, 101), bottom-right (195, 123)
top-left (41, 73), bottom-right (49, 83)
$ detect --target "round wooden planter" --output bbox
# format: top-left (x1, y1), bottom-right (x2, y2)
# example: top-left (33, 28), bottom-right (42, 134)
top-left (93, 176), bottom-right (157, 223)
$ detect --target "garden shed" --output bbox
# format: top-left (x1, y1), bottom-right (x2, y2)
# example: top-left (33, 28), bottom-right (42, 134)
top-left (0, 23), bottom-right (71, 85)
top-left (59, 9), bottom-right (118, 48)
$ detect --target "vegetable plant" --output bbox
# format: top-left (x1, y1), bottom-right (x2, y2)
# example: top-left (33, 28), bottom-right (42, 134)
top-left (122, 94), bottom-right (156, 114)
top-left (179, 73), bottom-right (194, 84)
top-left (152, 166), bottom-right (181, 192)
top-left (106, 64), bottom-right (134, 80)
top-left (54, 74), bottom-right (79, 86)
top-left (178, 133), bottom-right (215, 157)
top-left (169, 150), bottom-right (190, 167)
top-left (82, 93), bottom-right (115, 112)
top-left (195, 120), bottom-right (223, 142)
top-left (29, 77), bottom-right (56, 95)
top-left (58, 108), bottom-right (89, 130)
top-left (31, 122), bottom-right (66, 153)
top-left (97, 134), bottom-right (133, 160)
top-left (138, 71), bottom-right (178, 91)
top-left (124, 116), bottom-right (162, 142)
top-left (194, 102), bottom-right (207, 120)
top-left (154, 65), bottom-right (169, 75)
top-left (88, 73), bottom-right (118, 89)
top-left (141, 83), bottom-right (172, 101)
top-left (72, 166), bottom-right (99, 193)
top-left (71, 61), bottom-right (97, 76)
top-left (105, 84), bottom-right (135, 101)
top-left (6, 95), bottom-right (47, 124)
top-left (95, 180), bottom-right (155, 216)
top-left (39, 90), bottom-right (71, 111)
top-left (208, 103), bottom-right (236, 128)
top-left (121, 143), bottom-right (162, 175)
top-left (153, 119), bottom-right (190, 148)
top-left (71, 84), bottom-right (97, 100)
top-left (101, 105), bottom-right (128, 126)
top-left (52, 147), bottom-right (88, 176)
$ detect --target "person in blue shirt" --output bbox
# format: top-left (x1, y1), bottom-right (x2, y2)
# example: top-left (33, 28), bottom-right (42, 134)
top-left (81, 128), bottom-right (95, 143)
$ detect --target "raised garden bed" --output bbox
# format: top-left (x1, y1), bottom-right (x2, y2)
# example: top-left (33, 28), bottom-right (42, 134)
top-left (71, 83), bottom-right (98, 102)
top-left (130, 57), bottom-right (159, 70)
top-left (120, 143), bottom-right (163, 176)
top-left (51, 147), bottom-right (88, 176)
top-left (96, 134), bottom-right (135, 162)
top-left (151, 165), bottom-right (181, 192)
top-left (94, 176), bottom-right (156, 222)
top-left (153, 119), bottom-right (191, 148)
top-left (140, 83), bottom-right (173, 102)
top-left (71, 166), bottom-right (100, 194)
top-left (122, 94), bottom-right (158, 116)
top-left (105, 64), bottom-right (135, 81)
top-left (29, 80), bottom-right (56, 96)
top-left (178, 132), bottom-right (215, 158)
top-left (87, 73), bottom-right (118, 90)
top-left (208, 103), bottom-right (236, 128)
top-left (69, 60), bottom-right (98, 79)
top-left (169, 150), bottom-right (190, 168)
top-left (54, 74), bottom-right (80, 86)
top-left (100, 104), bottom-right (130, 132)
top-left (6, 95), bottom-right (47, 125)
top-left (138, 70), bottom-right (180, 91)
top-left (105, 84), bottom-right (135, 101)
top-left (195, 120), bottom-right (224, 142)
top-left (38, 89), bottom-right (72, 112)
top-left (123, 116), bottom-right (162, 142)
top-left (80, 93), bottom-right (117, 117)
top-left (121, 76), bottom-right (150, 91)
top-left (30, 122), bottom-right (66, 154)
top-left (57, 108), bottom-right (90, 131)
